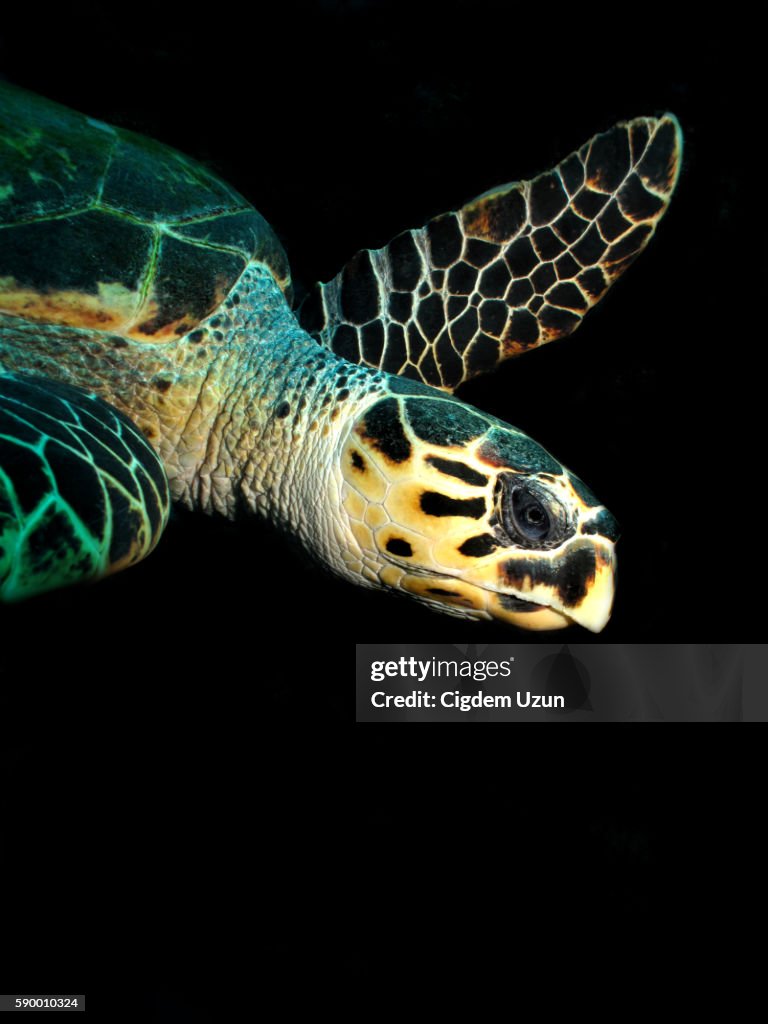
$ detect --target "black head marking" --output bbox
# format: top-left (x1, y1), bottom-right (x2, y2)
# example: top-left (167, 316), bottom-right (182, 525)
top-left (420, 492), bottom-right (485, 519)
top-left (386, 538), bottom-right (413, 557)
top-left (502, 547), bottom-right (597, 608)
top-left (357, 398), bottom-right (411, 463)
top-left (425, 456), bottom-right (489, 487)
top-left (458, 534), bottom-right (498, 557)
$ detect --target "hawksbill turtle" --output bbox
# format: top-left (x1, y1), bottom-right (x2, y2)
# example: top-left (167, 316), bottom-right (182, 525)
top-left (0, 82), bottom-right (681, 631)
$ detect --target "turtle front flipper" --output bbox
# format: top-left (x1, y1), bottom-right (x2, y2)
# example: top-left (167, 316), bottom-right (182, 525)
top-left (0, 373), bottom-right (169, 601)
top-left (300, 114), bottom-right (683, 391)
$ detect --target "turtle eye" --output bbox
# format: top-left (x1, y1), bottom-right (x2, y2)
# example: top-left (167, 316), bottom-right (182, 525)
top-left (510, 488), bottom-right (551, 540)
top-left (500, 478), bottom-right (569, 548)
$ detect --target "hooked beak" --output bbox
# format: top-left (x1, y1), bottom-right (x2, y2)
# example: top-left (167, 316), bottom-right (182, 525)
top-left (480, 539), bottom-right (617, 633)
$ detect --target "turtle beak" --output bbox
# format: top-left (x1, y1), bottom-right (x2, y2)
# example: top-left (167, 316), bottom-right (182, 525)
top-left (553, 542), bottom-right (616, 633)
top-left (473, 537), bottom-right (617, 632)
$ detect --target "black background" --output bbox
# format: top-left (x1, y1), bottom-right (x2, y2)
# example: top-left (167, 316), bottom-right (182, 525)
top-left (0, 3), bottom-right (753, 1012)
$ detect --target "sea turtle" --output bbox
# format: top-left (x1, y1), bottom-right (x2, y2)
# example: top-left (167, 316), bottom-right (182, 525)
top-left (0, 82), bottom-right (681, 630)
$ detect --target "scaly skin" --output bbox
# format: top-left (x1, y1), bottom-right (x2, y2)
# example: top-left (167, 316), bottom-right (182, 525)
top-left (0, 261), bottom-right (617, 629)
top-left (302, 115), bottom-right (683, 392)
top-left (1, 264), bottom-right (382, 519)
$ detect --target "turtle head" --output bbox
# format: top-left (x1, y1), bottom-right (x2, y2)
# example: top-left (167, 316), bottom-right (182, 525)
top-left (338, 383), bottom-right (618, 632)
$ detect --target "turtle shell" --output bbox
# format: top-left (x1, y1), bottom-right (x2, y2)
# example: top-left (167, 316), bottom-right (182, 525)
top-left (0, 82), bottom-right (291, 342)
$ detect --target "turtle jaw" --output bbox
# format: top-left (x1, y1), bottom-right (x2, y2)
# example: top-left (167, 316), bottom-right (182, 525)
top-left (381, 536), bottom-right (617, 632)
top-left (485, 599), bottom-right (574, 632)
top-left (483, 539), bottom-right (617, 633)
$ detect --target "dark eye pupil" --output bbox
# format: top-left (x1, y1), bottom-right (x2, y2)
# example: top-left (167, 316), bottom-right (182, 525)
top-left (499, 477), bottom-right (568, 549)
top-left (506, 486), bottom-right (552, 543)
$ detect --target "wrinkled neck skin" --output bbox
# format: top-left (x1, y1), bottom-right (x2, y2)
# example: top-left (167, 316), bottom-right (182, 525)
top-left (0, 262), bottom-right (386, 570)
top-left (168, 265), bottom-right (389, 569)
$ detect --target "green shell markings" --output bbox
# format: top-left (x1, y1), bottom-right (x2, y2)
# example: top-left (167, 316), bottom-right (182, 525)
top-left (0, 373), bottom-right (169, 600)
top-left (0, 85), bottom-right (290, 341)
top-left (0, 82), bottom-right (683, 630)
